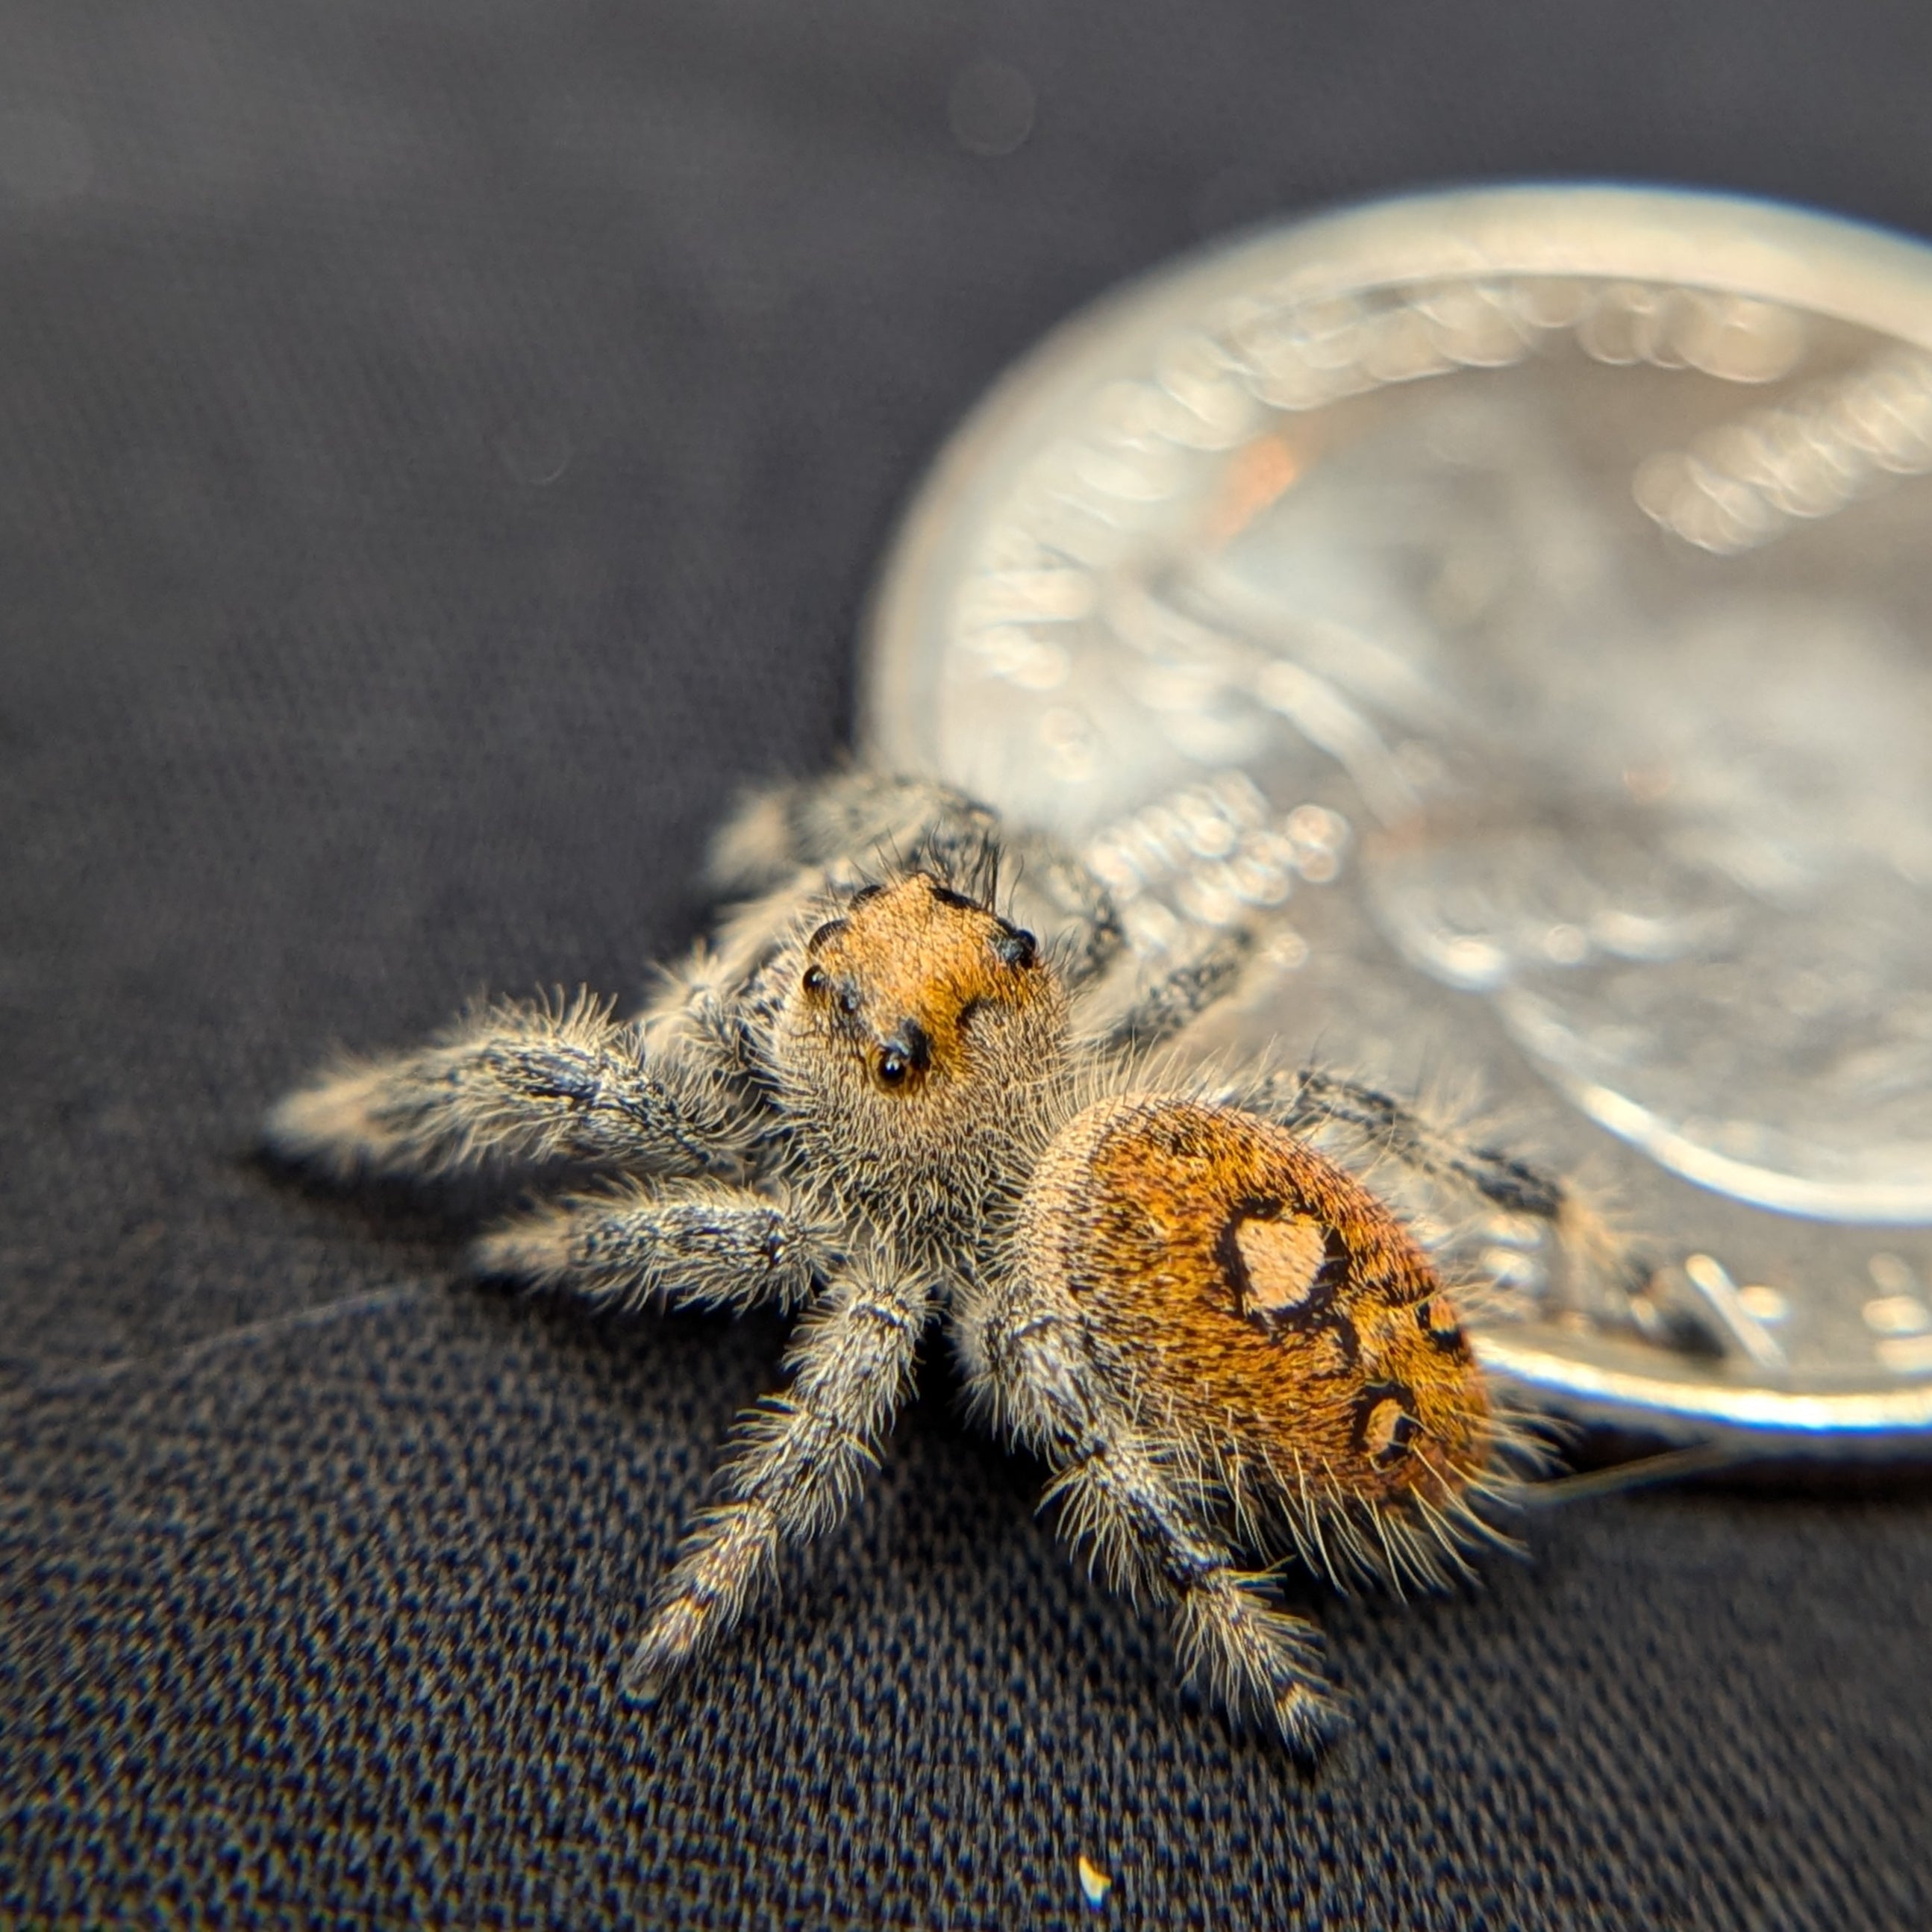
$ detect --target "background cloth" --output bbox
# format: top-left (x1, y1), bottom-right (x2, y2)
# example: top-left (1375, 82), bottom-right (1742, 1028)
top-left (4, 4), bottom-right (1931, 1925)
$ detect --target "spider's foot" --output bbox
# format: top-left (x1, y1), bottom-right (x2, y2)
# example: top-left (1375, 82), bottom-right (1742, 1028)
top-left (621, 1662), bottom-right (668, 1709)
top-left (1268, 1679), bottom-right (1345, 1758)
top-left (620, 1592), bottom-right (715, 1707)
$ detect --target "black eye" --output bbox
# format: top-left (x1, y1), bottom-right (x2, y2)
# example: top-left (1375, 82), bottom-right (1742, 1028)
top-left (802, 964), bottom-right (828, 993)
top-left (876, 1019), bottom-right (931, 1088)
top-left (992, 926), bottom-right (1037, 969)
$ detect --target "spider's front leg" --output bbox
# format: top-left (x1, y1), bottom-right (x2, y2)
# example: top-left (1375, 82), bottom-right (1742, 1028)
top-left (625, 1257), bottom-right (936, 1703)
top-left (265, 992), bottom-right (751, 1185)
top-left (474, 1181), bottom-right (834, 1316)
top-left (971, 1297), bottom-right (1337, 1751)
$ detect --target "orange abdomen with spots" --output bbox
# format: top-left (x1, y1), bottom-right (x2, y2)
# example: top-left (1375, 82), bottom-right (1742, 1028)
top-left (1017, 1096), bottom-right (1492, 1520)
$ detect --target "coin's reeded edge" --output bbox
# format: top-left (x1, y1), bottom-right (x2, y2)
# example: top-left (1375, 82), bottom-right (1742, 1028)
top-left (861, 181), bottom-right (1932, 772)
top-left (1474, 1331), bottom-right (1932, 1454)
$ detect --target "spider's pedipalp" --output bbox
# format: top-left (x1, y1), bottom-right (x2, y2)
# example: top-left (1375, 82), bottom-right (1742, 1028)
top-left (623, 1256), bottom-right (936, 1703)
top-left (474, 1180), bottom-right (833, 1315)
top-left (265, 992), bottom-right (751, 1184)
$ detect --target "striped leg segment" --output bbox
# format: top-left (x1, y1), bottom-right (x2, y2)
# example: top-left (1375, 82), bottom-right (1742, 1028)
top-left (624, 1258), bottom-right (935, 1701)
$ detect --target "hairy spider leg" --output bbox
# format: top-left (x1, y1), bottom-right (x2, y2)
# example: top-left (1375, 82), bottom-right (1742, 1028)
top-left (971, 1292), bottom-right (1338, 1751)
top-left (1245, 1066), bottom-right (1704, 1345)
top-left (264, 992), bottom-right (751, 1183)
top-left (475, 1180), bottom-right (834, 1316)
top-left (624, 1258), bottom-right (937, 1702)
top-left (1098, 928), bottom-right (1255, 1054)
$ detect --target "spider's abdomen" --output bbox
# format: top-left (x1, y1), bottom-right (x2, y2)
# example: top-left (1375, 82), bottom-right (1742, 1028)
top-left (1016, 1095), bottom-right (1492, 1525)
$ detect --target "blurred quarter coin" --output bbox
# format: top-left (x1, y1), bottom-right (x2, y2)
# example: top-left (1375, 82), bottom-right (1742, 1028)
top-left (864, 184), bottom-right (1932, 1453)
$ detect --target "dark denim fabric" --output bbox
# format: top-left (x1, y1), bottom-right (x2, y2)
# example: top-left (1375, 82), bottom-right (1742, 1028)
top-left (4, 3), bottom-right (1931, 1925)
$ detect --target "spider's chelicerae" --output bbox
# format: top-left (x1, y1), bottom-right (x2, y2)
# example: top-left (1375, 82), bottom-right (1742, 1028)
top-left (268, 772), bottom-right (1661, 1748)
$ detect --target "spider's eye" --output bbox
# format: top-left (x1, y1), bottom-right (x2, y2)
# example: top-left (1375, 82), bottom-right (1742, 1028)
top-left (802, 964), bottom-right (828, 994)
top-left (875, 1019), bottom-right (931, 1090)
top-left (992, 925), bottom-right (1037, 969)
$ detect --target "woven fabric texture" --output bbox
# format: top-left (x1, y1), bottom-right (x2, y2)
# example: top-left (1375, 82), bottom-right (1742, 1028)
top-left (4, 3), bottom-right (1931, 1925)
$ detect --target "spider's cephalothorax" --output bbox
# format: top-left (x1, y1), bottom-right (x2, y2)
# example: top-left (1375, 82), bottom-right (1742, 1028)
top-left (266, 773), bottom-right (1634, 1749)
top-left (775, 872), bottom-right (1069, 1257)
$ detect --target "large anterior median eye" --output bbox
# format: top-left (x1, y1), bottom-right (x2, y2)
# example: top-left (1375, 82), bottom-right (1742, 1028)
top-left (875, 1019), bottom-right (931, 1090)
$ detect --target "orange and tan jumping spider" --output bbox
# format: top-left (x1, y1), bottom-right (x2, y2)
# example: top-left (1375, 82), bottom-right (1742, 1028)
top-left (268, 771), bottom-right (1659, 1750)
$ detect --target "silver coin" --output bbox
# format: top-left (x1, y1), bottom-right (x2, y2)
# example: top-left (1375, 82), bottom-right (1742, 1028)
top-left (862, 184), bottom-right (1932, 1453)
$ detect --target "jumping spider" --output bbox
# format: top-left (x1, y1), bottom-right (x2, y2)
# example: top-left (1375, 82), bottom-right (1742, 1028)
top-left (268, 771), bottom-right (1657, 1748)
